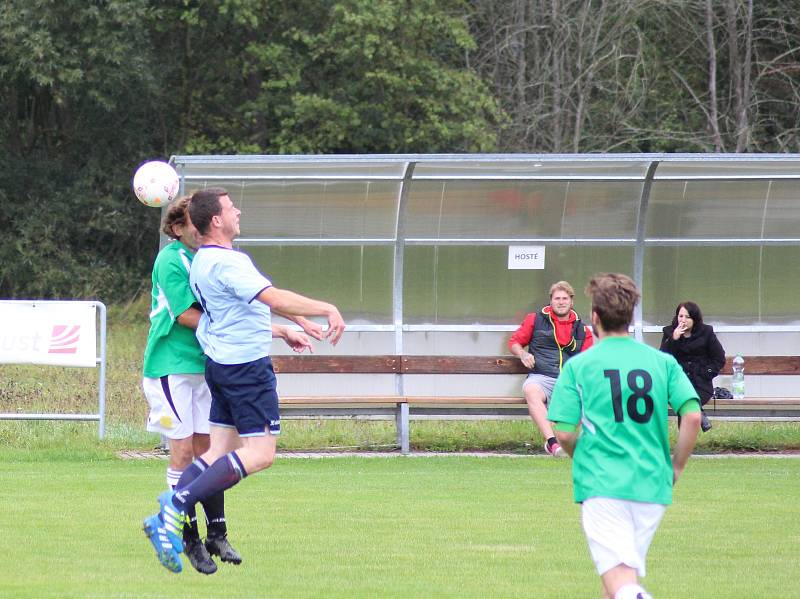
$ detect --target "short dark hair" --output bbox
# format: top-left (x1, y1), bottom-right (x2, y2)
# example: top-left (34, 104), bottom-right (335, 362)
top-left (188, 187), bottom-right (228, 235)
top-left (672, 301), bottom-right (704, 329)
top-left (161, 196), bottom-right (190, 239)
top-left (586, 273), bottom-right (640, 333)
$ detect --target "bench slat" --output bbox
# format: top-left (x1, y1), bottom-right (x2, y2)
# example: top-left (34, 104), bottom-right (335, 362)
top-left (272, 355), bottom-right (399, 374)
top-left (401, 356), bottom-right (527, 375)
top-left (405, 396), bottom-right (524, 405)
top-left (711, 397), bottom-right (800, 406)
top-left (271, 355), bottom-right (800, 376)
top-left (721, 356), bottom-right (800, 375)
top-left (280, 395), bottom-right (800, 408)
top-left (281, 396), bottom-right (402, 405)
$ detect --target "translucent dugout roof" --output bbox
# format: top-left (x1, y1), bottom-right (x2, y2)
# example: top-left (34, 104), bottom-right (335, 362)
top-left (175, 153), bottom-right (800, 180)
top-left (172, 154), bottom-right (800, 340)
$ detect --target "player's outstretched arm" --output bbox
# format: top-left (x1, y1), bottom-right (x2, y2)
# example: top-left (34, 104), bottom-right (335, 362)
top-left (673, 411), bottom-right (701, 485)
top-left (272, 324), bottom-right (314, 353)
top-left (273, 311), bottom-right (324, 341)
top-left (257, 286), bottom-right (346, 345)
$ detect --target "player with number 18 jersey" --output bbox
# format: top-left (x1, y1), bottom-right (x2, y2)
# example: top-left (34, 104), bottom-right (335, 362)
top-left (548, 336), bottom-right (699, 505)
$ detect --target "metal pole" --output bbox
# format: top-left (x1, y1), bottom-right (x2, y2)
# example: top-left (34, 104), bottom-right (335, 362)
top-left (96, 302), bottom-right (107, 439)
top-left (633, 161), bottom-right (659, 341)
top-left (393, 162), bottom-right (416, 453)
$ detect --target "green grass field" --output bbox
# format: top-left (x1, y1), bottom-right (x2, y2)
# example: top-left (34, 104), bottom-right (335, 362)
top-left (2, 302), bottom-right (799, 597)
top-left (1, 454), bottom-right (797, 598)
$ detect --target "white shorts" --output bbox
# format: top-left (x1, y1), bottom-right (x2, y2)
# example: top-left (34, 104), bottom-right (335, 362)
top-left (142, 374), bottom-right (211, 440)
top-left (581, 497), bottom-right (666, 578)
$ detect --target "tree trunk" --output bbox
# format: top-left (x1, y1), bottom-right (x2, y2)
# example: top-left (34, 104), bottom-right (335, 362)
top-left (725, 0), bottom-right (751, 152)
top-left (551, 0), bottom-right (563, 152)
top-left (705, 0), bottom-right (723, 151)
top-left (736, 0), bottom-right (753, 152)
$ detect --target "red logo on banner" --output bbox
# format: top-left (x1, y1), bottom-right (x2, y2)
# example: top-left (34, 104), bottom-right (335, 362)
top-left (49, 325), bottom-right (80, 354)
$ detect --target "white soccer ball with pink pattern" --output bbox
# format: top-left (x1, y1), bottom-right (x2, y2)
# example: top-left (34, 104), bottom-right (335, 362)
top-left (132, 160), bottom-right (180, 208)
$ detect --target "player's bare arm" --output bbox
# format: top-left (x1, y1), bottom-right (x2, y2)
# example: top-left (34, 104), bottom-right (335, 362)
top-left (272, 324), bottom-right (314, 353)
top-left (257, 286), bottom-right (345, 345)
top-left (672, 410), bottom-right (701, 485)
top-left (176, 305), bottom-right (203, 330)
top-left (554, 429), bottom-right (577, 457)
top-left (272, 311), bottom-right (325, 341)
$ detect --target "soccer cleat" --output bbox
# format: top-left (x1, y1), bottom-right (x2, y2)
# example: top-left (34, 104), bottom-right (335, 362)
top-left (205, 534), bottom-right (243, 565)
top-left (143, 515), bottom-right (183, 573)
top-left (157, 490), bottom-right (188, 554)
top-left (544, 440), bottom-right (567, 457)
top-left (184, 536), bottom-right (217, 575)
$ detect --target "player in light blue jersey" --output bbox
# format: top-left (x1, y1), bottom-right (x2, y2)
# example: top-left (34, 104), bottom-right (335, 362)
top-left (142, 188), bottom-right (345, 573)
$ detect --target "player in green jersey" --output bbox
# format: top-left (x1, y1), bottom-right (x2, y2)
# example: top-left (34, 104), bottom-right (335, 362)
top-left (548, 273), bottom-right (702, 599)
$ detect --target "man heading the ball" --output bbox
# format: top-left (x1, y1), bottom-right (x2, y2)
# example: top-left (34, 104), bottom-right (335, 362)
top-left (141, 196), bottom-right (240, 574)
top-left (143, 188), bottom-right (345, 574)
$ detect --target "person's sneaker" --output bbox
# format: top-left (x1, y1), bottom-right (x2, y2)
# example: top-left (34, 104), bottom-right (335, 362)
top-left (185, 536), bottom-right (217, 575)
top-left (544, 440), bottom-right (566, 457)
top-left (701, 412), bottom-right (713, 432)
top-left (157, 490), bottom-right (188, 554)
top-left (205, 534), bottom-right (242, 565)
top-left (143, 514), bottom-right (183, 573)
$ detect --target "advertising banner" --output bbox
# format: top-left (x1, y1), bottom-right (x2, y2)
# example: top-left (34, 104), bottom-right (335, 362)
top-left (0, 301), bottom-right (98, 367)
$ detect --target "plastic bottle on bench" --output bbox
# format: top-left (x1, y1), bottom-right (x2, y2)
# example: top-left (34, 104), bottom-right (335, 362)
top-left (731, 355), bottom-right (745, 400)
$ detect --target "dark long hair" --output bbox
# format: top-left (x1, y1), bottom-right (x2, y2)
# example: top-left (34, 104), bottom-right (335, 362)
top-left (671, 301), bottom-right (704, 330)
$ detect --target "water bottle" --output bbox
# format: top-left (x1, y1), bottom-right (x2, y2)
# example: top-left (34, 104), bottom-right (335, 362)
top-left (731, 355), bottom-right (745, 400)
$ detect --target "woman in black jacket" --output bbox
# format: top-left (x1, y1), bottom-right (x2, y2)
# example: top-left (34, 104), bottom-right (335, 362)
top-left (660, 301), bottom-right (726, 432)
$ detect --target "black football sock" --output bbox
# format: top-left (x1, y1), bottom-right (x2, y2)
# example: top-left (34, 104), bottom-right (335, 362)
top-left (202, 491), bottom-right (228, 539)
top-left (172, 452), bottom-right (247, 512)
top-left (184, 508), bottom-right (201, 541)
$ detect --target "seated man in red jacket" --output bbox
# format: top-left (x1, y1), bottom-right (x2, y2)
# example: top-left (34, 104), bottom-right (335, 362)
top-left (509, 281), bottom-right (594, 456)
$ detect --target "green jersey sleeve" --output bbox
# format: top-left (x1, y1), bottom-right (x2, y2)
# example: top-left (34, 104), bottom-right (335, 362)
top-left (677, 399), bottom-right (701, 416)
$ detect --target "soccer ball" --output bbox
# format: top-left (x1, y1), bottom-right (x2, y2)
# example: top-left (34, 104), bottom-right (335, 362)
top-left (132, 160), bottom-right (180, 208)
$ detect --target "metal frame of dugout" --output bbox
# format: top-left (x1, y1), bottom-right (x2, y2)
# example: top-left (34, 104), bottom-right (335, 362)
top-left (171, 153), bottom-right (800, 433)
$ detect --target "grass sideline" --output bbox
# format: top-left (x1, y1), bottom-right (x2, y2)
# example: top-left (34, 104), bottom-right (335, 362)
top-left (1, 456), bottom-right (797, 598)
top-left (1, 419), bottom-right (799, 458)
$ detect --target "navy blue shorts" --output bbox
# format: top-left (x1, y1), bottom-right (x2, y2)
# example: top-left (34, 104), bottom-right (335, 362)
top-left (205, 356), bottom-right (280, 436)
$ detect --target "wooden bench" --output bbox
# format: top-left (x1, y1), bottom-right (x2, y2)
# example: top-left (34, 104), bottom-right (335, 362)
top-left (273, 355), bottom-right (800, 454)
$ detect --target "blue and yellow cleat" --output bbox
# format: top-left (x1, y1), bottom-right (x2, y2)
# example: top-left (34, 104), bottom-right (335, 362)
top-left (143, 514), bottom-right (183, 573)
top-left (157, 490), bottom-right (188, 553)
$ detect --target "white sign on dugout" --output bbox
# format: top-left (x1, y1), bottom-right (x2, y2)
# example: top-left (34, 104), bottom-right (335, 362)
top-left (508, 245), bottom-right (546, 270)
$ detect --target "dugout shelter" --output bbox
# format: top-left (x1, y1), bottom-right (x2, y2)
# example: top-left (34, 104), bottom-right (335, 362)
top-left (170, 154), bottom-right (800, 399)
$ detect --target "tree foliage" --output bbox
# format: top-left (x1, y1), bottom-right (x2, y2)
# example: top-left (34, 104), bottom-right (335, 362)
top-left (0, 0), bottom-right (500, 301)
top-left (466, 0), bottom-right (800, 152)
top-left (1, 0), bottom-right (798, 300)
